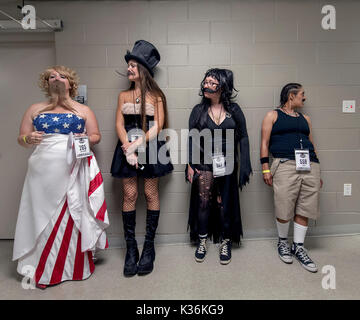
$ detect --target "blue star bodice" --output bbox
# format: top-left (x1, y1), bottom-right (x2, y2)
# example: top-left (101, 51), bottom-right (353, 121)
top-left (33, 113), bottom-right (85, 134)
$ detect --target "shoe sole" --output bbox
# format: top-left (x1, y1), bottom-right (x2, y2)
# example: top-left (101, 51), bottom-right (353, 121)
top-left (220, 258), bottom-right (231, 265)
top-left (292, 254), bottom-right (318, 272)
top-left (195, 257), bottom-right (205, 263)
top-left (296, 261), bottom-right (318, 273)
top-left (124, 271), bottom-right (137, 277)
top-left (137, 270), bottom-right (153, 276)
top-left (137, 264), bottom-right (154, 275)
top-left (278, 255), bottom-right (293, 264)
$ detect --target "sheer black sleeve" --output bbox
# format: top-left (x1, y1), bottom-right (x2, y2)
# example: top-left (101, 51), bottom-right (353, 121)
top-left (185, 105), bottom-right (201, 182)
top-left (229, 103), bottom-right (252, 189)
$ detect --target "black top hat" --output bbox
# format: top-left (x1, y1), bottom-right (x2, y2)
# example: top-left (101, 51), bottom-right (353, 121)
top-left (124, 40), bottom-right (160, 77)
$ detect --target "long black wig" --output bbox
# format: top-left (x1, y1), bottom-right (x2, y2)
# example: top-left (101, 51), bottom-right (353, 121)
top-left (194, 68), bottom-right (238, 130)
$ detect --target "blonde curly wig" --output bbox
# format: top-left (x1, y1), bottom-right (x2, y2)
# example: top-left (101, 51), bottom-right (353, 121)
top-left (38, 65), bottom-right (80, 98)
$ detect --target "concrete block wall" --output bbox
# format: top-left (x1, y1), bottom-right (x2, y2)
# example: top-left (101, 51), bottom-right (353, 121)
top-left (12, 0), bottom-right (360, 244)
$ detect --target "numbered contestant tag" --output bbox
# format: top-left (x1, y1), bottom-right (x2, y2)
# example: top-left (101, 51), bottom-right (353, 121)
top-left (74, 136), bottom-right (91, 159)
top-left (295, 149), bottom-right (311, 171)
top-left (212, 153), bottom-right (226, 177)
top-left (129, 130), bottom-right (145, 153)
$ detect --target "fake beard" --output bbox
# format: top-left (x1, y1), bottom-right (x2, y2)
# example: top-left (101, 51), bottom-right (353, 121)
top-left (49, 80), bottom-right (66, 98)
top-left (49, 80), bottom-right (70, 108)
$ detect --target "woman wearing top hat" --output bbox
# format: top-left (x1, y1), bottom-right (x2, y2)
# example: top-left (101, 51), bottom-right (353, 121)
top-left (111, 40), bottom-right (173, 276)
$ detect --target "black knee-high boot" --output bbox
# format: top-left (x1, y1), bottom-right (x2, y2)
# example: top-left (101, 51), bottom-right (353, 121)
top-left (122, 210), bottom-right (139, 276)
top-left (137, 209), bottom-right (160, 275)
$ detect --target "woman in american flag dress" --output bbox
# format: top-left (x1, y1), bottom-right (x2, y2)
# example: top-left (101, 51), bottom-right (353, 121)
top-left (13, 66), bottom-right (109, 289)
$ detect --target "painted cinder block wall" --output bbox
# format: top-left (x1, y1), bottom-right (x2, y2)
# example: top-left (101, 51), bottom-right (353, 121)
top-left (4, 0), bottom-right (360, 245)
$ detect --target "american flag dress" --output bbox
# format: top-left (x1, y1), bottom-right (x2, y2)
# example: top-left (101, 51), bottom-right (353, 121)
top-left (13, 113), bottom-right (109, 287)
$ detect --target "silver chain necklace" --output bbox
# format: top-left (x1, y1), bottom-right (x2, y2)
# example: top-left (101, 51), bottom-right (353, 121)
top-left (210, 105), bottom-right (223, 125)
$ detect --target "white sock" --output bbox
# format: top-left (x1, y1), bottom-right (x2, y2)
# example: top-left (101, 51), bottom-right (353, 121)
top-left (293, 222), bottom-right (308, 245)
top-left (276, 220), bottom-right (290, 239)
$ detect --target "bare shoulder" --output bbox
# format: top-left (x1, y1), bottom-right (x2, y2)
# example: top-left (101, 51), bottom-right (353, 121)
top-left (266, 109), bottom-right (277, 118)
top-left (302, 113), bottom-right (311, 122)
top-left (264, 109), bottom-right (278, 122)
top-left (120, 89), bottom-right (136, 103)
top-left (119, 90), bottom-right (130, 99)
top-left (72, 101), bottom-right (94, 120)
top-left (148, 93), bottom-right (162, 105)
top-left (28, 101), bottom-right (49, 117)
top-left (73, 100), bottom-right (91, 111)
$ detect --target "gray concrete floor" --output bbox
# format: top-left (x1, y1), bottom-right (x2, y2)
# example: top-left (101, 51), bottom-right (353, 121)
top-left (1, 235), bottom-right (360, 300)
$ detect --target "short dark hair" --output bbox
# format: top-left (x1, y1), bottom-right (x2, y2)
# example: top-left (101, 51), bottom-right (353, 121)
top-left (279, 83), bottom-right (302, 107)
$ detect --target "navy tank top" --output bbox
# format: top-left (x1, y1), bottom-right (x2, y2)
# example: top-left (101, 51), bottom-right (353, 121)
top-left (269, 109), bottom-right (319, 163)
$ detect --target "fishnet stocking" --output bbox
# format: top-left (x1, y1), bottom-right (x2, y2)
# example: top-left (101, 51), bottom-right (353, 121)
top-left (197, 170), bottom-right (214, 235)
top-left (122, 177), bottom-right (138, 211)
top-left (144, 177), bottom-right (160, 210)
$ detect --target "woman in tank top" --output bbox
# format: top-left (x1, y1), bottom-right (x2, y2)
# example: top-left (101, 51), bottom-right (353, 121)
top-left (260, 83), bottom-right (323, 273)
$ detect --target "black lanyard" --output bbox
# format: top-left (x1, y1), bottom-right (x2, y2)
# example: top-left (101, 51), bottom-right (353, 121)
top-left (296, 113), bottom-right (304, 150)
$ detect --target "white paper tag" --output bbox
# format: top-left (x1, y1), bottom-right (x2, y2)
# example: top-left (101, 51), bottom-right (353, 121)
top-left (295, 149), bottom-right (311, 171)
top-left (74, 136), bottom-right (91, 159)
top-left (212, 153), bottom-right (226, 177)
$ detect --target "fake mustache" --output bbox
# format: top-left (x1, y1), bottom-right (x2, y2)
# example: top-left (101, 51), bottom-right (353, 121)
top-left (115, 69), bottom-right (133, 77)
top-left (202, 87), bottom-right (219, 94)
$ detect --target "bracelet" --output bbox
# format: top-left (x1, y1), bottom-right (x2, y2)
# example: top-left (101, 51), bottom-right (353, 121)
top-left (23, 135), bottom-right (28, 144)
top-left (262, 169), bottom-right (271, 174)
top-left (260, 157), bottom-right (269, 164)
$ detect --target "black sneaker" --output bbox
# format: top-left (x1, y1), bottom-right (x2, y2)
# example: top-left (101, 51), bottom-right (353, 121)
top-left (277, 238), bottom-right (293, 264)
top-left (219, 239), bottom-right (232, 265)
top-left (291, 242), bottom-right (318, 273)
top-left (195, 238), bottom-right (207, 262)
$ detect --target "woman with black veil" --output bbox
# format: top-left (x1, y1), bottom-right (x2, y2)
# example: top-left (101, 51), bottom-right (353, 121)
top-left (186, 68), bottom-right (252, 264)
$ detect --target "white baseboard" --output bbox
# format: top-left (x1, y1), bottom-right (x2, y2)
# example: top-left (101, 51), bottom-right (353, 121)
top-left (107, 224), bottom-right (360, 249)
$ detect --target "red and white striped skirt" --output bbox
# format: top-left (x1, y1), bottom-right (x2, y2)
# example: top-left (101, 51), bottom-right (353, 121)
top-left (17, 200), bottom-right (98, 287)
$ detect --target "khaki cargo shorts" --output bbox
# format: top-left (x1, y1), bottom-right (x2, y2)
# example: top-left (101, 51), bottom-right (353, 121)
top-left (270, 158), bottom-right (321, 221)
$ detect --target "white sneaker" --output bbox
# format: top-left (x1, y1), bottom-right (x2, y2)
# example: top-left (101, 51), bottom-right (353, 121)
top-left (277, 238), bottom-right (293, 264)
